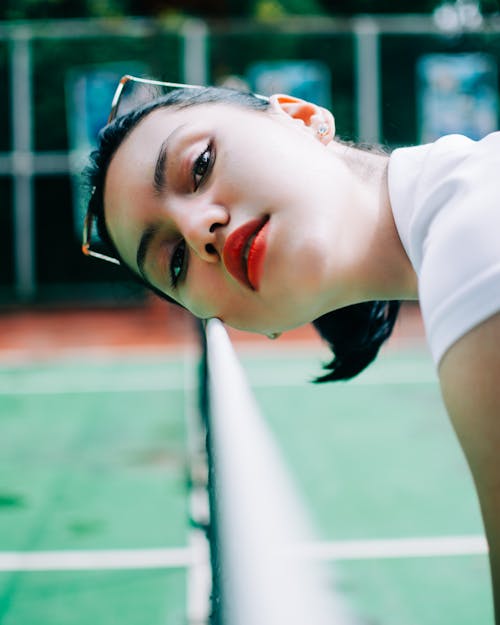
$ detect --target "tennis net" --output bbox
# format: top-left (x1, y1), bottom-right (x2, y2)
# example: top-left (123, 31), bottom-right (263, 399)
top-left (192, 318), bottom-right (361, 625)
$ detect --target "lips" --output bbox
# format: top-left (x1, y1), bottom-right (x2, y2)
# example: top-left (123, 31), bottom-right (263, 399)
top-left (222, 216), bottom-right (270, 290)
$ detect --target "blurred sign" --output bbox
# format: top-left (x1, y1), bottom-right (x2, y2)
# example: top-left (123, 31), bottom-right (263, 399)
top-left (417, 53), bottom-right (498, 143)
top-left (246, 60), bottom-right (331, 108)
top-left (66, 62), bottom-right (147, 238)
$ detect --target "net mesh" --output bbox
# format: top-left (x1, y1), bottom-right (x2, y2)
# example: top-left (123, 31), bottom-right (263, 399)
top-left (197, 318), bottom-right (361, 625)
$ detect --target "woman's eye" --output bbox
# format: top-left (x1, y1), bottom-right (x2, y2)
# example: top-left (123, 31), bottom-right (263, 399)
top-left (170, 240), bottom-right (186, 287)
top-left (192, 143), bottom-right (213, 190)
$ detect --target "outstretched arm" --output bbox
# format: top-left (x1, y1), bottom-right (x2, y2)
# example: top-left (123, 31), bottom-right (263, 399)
top-left (439, 312), bottom-right (500, 623)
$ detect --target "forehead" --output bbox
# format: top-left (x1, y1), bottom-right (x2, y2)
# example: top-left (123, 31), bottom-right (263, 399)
top-left (107, 101), bottom-right (267, 183)
top-left (116, 100), bottom-right (263, 150)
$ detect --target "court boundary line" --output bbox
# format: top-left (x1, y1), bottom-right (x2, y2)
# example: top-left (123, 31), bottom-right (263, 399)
top-left (0, 547), bottom-right (195, 571)
top-left (0, 535), bottom-right (487, 572)
top-left (292, 534), bottom-right (488, 561)
top-left (0, 370), bottom-right (438, 396)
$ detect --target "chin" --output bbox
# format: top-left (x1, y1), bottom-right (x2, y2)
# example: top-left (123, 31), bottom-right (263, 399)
top-left (236, 314), bottom-right (313, 336)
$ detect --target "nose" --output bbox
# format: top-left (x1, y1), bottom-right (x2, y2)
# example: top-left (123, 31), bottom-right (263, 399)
top-left (178, 201), bottom-right (229, 263)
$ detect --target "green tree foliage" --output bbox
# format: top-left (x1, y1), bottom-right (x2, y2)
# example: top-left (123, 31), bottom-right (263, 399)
top-left (0, 0), bottom-right (252, 20)
top-left (1, 0), bottom-right (498, 23)
top-left (2, 0), bottom-right (498, 20)
top-left (317, 0), bottom-right (498, 15)
top-left (318, 0), bottom-right (438, 15)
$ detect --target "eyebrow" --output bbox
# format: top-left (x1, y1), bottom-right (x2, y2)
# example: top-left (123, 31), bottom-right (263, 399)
top-left (153, 138), bottom-right (169, 195)
top-left (136, 222), bottom-right (160, 282)
top-left (136, 124), bottom-right (189, 281)
top-left (136, 138), bottom-right (170, 280)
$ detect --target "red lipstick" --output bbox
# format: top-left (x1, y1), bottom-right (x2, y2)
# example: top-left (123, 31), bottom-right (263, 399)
top-left (223, 216), bottom-right (269, 290)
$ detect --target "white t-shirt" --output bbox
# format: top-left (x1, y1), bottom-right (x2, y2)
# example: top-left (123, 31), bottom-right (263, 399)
top-left (388, 132), bottom-right (500, 366)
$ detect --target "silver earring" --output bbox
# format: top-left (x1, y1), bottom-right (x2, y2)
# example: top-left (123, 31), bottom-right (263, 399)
top-left (317, 123), bottom-right (329, 137)
top-left (266, 332), bottom-right (281, 340)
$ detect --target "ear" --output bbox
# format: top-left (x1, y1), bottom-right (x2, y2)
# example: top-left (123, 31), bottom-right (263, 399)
top-left (269, 94), bottom-right (335, 144)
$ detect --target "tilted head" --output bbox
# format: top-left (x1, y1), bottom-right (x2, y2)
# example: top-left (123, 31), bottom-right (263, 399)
top-left (84, 79), bottom-right (399, 380)
top-left (86, 82), bottom-right (345, 333)
top-left (86, 85), bottom-right (269, 283)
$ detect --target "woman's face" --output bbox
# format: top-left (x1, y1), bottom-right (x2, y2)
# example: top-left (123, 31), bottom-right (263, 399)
top-left (104, 98), bottom-right (354, 334)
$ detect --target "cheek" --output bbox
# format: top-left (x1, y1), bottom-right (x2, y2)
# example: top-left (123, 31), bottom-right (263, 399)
top-left (182, 291), bottom-right (216, 320)
top-left (219, 139), bottom-right (297, 203)
top-left (181, 265), bottom-right (230, 319)
top-left (181, 269), bottom-right (261, 329)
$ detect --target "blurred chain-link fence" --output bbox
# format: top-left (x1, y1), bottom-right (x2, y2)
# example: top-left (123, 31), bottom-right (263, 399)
top-left (2, 14), bottom-right (500, 305)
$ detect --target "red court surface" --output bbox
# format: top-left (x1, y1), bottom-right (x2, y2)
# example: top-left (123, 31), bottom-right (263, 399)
top-left (0, 299), bottom-right (425, 361)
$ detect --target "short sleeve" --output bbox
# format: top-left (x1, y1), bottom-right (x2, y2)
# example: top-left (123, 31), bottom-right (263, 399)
top-left (388, 132), bottom-right (500, 365)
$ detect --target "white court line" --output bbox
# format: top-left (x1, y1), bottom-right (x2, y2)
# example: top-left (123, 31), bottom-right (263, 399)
top-left (0, 345), bottom-right (198, 367)
top-left (293, 535), bottom-right (488, 561)
top-left (0, 536), bottom-right (487, 572)
top-left (247, 371), bottom-right (438, 387)
top-left (0, 547), bottom-right (195, 571)
top-left (0, 369), bottom-right (437, 396)
top-left (0, 378), bottom-right (187, 396)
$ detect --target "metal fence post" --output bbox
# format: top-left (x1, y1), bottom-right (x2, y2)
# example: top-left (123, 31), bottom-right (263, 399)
top-left (354, 17), bottom-right (381, 144)
top-left (182, 19), bottom-right (209, 86)
top-left (10, 25), bottom-right (35, 301)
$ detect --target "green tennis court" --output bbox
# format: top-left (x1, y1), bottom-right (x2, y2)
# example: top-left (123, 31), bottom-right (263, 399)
top-left (0, 345), bottom-right (494, 624)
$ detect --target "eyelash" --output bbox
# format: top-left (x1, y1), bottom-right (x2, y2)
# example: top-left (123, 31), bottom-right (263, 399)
top-left (168, 142), bottom-right (214, 288)
top-left (170, 239), bottom-right (186, 288)
top-left (192, 142), bottom-right (214, 191)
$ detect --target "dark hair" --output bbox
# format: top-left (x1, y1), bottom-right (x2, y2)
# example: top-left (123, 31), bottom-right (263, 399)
top-left (312, 300), bottom-right (400, 382)
top-left (84, 84), bottom-right (400, 382)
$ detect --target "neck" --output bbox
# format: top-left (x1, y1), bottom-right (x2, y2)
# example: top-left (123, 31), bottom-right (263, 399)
top-left (326, 141), bottom-right (418, 308)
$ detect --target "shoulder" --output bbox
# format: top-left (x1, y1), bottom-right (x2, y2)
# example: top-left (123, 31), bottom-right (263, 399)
top-left (389, 132), bottom-right (500, 211)
top-left (388, 132), bottom-right (500, 265)
top-left (388, 132), bottom-right (500, 366)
